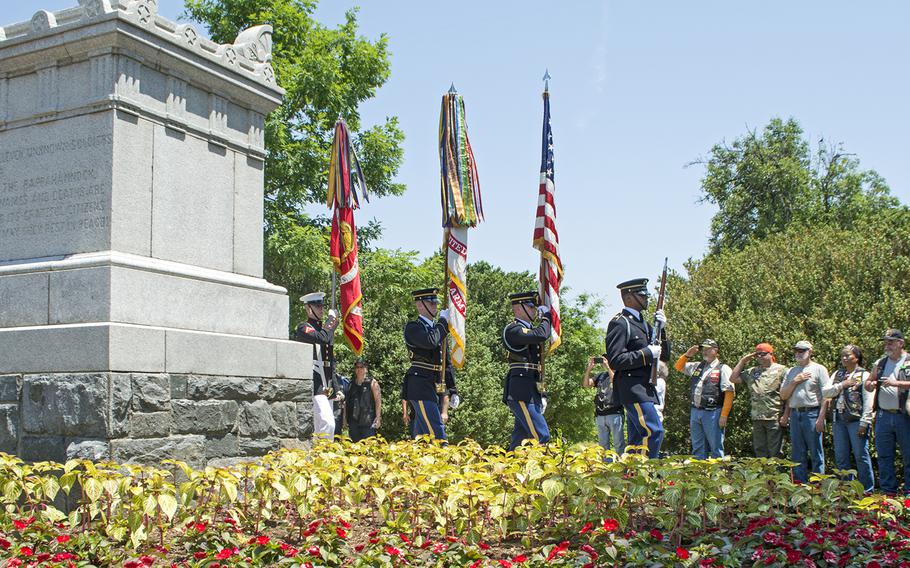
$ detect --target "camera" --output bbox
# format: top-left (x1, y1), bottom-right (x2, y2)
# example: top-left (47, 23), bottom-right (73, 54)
top-left (593, 357), bottom-right (604, 364)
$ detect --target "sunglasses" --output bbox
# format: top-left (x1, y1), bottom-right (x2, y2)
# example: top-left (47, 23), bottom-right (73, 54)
top-left (756, 352), bottom-right (771, 357)
top-left (794, 348), bottom-right (808, 353)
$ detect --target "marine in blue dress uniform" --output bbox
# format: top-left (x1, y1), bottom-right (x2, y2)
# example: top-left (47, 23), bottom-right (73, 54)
top-left (401, 288), bottom-right (452, 441)
top-left (502, 291), bottom-right (553, 451)
top-left (604, 278), bottom-right (670, 458)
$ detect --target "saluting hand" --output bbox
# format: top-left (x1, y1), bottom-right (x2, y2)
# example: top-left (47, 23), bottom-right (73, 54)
top-left (684, 345), bottom-right (699, 358)
top-left (740, 352), bottom-right (757, 364)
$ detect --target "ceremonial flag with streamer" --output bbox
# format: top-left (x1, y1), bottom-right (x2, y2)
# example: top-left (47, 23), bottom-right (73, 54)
top-left (439, 87), bottom-right (483, 369)
top-left (327, 118), bottom-right (368, 355)
top-left (532, 84), bottom-right (563, 353)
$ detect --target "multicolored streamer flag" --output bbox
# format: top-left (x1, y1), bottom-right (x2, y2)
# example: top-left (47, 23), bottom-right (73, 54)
top-left (532, 82), bottom-right (563, 353)
top-left (327, 118), bottom-right (368, 355)
top-left (439, 87), bottom-right (483, 369)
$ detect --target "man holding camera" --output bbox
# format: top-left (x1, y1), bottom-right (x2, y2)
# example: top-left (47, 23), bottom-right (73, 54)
top-left (864, 329), bottom-right (910, 495)
top-left (604, 278), bottom-right (669, 458)
top-left (295, 292), bottom-right (342, 439)
top-left (502, 291), bottom-right (552, 451)
top-left (582, 356), bottom-right (625, 455)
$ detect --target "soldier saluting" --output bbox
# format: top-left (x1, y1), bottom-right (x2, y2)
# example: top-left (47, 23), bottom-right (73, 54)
top-left (295, 292), bottom-right (342, 439)
top-left (604, 278), bottom-right (669, 458)
top-left (401, 288), bottom-right (452, 441)
top-left (502, 291), bottom-right (552, 451)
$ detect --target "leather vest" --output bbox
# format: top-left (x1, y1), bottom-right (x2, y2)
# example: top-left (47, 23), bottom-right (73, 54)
top-left (833, 368), bottom-right (864, 422)
top-left (690, 361), bottom-right (722, 409)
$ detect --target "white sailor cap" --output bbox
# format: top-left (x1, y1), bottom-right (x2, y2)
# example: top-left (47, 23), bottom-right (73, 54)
top-left (300, 292), bottom-right (326, 305)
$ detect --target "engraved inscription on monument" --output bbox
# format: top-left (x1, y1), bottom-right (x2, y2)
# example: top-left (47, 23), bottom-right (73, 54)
top-left (0, 117), bottom-right (113, 262)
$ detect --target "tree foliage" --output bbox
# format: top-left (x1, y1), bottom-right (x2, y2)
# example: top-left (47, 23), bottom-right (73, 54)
top-left (694, 117), bottom-right (900, 253)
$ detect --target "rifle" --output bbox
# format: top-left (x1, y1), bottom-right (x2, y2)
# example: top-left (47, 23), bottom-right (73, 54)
top-left (649, 258), bottom-right (668, 386)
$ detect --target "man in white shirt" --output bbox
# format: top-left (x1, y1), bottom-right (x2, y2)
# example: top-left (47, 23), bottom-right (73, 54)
top-left (864, 329), bottom-right (910, 495)
top-left (780, 340), bottom-right (833, 483)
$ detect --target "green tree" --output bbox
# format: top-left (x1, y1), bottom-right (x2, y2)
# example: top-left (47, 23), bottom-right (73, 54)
top-left (693, 117), bottom-right (899, 252)
top-left (183, 0), bottom-right (405, 324)
top-left (663, 212), bottom-right (910, 456)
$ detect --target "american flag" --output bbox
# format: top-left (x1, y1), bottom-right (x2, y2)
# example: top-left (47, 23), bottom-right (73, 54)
top-left (532, 86), bottom-right (563, 352)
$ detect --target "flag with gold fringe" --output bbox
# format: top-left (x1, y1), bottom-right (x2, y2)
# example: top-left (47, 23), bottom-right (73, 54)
top-left (327, 118), bottom-right (367, 355)
top-left (439, 86), bottom-right (482, 369)
top-left (533, 79), bottom-right (563, 353)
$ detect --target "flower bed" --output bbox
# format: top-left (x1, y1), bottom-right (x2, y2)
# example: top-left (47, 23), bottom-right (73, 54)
top-left (0, 438), bottom-right (908, 566)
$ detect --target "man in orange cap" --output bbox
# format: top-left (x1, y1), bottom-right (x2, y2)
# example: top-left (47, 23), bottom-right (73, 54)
top-left (731, 342), bottom-right (788, 458)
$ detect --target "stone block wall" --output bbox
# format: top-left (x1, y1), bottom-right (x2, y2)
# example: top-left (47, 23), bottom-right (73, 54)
top-left (0, 373), bottom-right (313, 467)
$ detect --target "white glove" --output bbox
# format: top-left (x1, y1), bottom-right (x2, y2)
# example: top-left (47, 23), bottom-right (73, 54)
top-left (647, 344), bottom-right (662, 359)
top-left (449, 393), bottom-right (461, 410)
top-left (537, 305), bottom-right (550, 316)
top-left (438, 309), bottom-right (450, 321)
top-left (654, 309), bottom-right (666, 325)
top-left (327, 309), bottom-right (338, 320)
top-left (540, 397), bottom-right (548, 414)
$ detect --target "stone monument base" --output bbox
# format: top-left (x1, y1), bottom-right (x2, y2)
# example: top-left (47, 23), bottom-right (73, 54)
top-left (0, 372), bottom-right (313, 467)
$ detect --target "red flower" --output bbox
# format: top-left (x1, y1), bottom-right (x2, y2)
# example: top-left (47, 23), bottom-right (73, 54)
top-left (470, 561), bottom-right (483, 568)
top-left (385, 545), bottom-right (402, 557)
top-left (193, 522), bottom-right (207, 533)
top-left (431, 542), bottom-right (448, 554)
top-left (53, 553), bottom-right (76, 562)
top-left (285, 547), bottom-right (299, 557)
top-left (307, 545), bottom-right (320, 556)
top-left (193, 552), bottom-right (207, 560)
top-left (546, 541), bottom-right (570, 562)
top-left (786, 549), bottom-right (802, 563)
top-left (0, 538), bottom-right (10, 550)
top-left (399, 533), bottom-right (412, 546)
top-left (215, 548), bottom-right (236, 560)
top-left (446, 535), bottom-right (459, 543)
top-left (13, 520), bottom-right (27, 531)
top-left (667, 480), bottom-right (675, 485)
top-left (649, 529), bottom-right (664, 541)
top-left (369, 538), bottom-right (380, 544)
top-left (354, 544), bottom-right (365, 553)
top-left (37, 553), bottom-right (51, 562)
top-left (7, 560), bottom-right (22, 568)
top-left (255, 535), bottom-right (270, 545)
top-left (512, 555), bottom-right (528, 563)
top-left (676, 547), bottom-right (690, 560)
top-left (498, 561), bottom-right (512, 568)
top-left (56, 534), bottom-right (71, 544)
top-left (869, 563), bottom-right (881, 568)
top-left (18, 546), bottom-right (33, 557)
top-left (581, 544), bottom-right (598, 561)
top-left (700, 560), bottom-right (716, 568)
top-left (478, 542), bottom-right (491, 550)
top-left (336, 527), bottom-right (347, 539)
top-left (223, 516), bottom-right (237, 525)
top-left (579, 522), bottom-right (593, 534)
top-left (602, 518), bottom-right (619, 532)
top-left (124, 562), bottom-right (140, 568)
top-left (140, 554), bottom-right (155, 566)
top-left (904, 498), bottom-right (910, 508)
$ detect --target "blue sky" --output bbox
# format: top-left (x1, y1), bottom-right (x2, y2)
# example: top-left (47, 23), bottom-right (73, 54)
top-left (9, 1), bottom-right (910, 319)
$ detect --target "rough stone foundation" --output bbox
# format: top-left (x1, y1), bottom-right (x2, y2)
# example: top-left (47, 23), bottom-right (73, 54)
top-left (0, 373), bottom-right (313, 467)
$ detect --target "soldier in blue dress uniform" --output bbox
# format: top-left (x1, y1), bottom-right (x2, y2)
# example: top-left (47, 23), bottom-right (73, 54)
top-left (401, 288), bottom-right (451, 441)
top-left (604, 278), bottom-right (670, 458)
top-left (502, 291), bottom-right (553, 450)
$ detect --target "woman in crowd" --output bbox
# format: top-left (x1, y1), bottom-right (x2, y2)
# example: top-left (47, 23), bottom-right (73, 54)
top-left (825, 345), bottom-right (875, 493)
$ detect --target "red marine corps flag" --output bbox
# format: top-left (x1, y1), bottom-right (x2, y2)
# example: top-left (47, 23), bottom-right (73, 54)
top-left (327, 118), bottom-right (368, 355)
top-left (532, 72), bottom-right (563, 352)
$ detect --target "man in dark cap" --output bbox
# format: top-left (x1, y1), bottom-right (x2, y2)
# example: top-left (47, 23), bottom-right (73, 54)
top-left (294, 292), bottom-right (341, 439)
top-left (604, 278), bottom-right (669, 458)
top-left (502, 291), bottom-right (553, 450)
top-left (864, 329), bottom-right (910, 495)
top-left (401, 288), bottom-right (451, 441)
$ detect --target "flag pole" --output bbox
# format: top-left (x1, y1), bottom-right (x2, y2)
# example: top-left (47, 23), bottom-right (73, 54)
top-left (538, 70), bottom-right (550, 396)
top-left (440, 229), bottom-right (449, 388)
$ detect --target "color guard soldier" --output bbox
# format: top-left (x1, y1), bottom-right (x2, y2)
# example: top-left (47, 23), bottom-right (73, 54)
top-left (604, 278), bottom-right (669, 458)
top-left (502, 291), bottom-right (552, 450)
top-left (401, 288), bottom-right (451, 441)
top-left (294, 292), bottom-right (342, 439)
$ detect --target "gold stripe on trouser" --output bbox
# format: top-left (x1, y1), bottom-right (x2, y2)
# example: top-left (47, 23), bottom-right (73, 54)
top-left (417, 400), bottom-right (434, 436)
top-left (518, 401), bottom-right (540, 441)
top-left (633, 402), bottom-right (652, 451)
